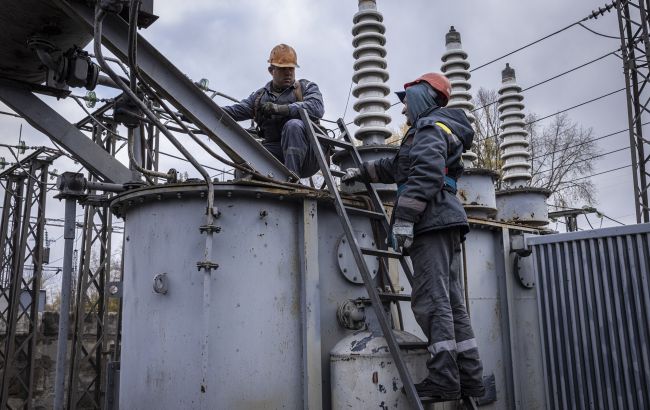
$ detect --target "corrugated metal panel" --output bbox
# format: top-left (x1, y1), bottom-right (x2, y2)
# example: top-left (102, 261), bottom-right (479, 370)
top-left (527, 223), bottom-right (650, 410)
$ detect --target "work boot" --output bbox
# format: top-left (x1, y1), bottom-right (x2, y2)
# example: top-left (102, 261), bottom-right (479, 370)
top-left (413, 378), bottom-right (460, 402)
top-left (461, 384), bottom-right (485, 399)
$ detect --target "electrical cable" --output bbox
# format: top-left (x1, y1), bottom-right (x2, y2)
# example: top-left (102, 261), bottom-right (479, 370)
top-left (341, 79), bottom-right (354, 122)
top-left (548, 203), bottom-right (626, 226)
top-left (70, 96), bottom-right (124, 140)
top-left (476, 87), bottom-right (626, 144)
top-left (471, 1), bottom-right (618, 72)
top-left (0, 110), bottom-right (21, 118)
top-left (535, 146), bottom-right (629, 176)
top-left (530, 121), bottom-right (650, 161)
top-left (558, 163), bottom-right (631, 184)
top-left (472, 49), bottom-right (617, 113)
top-left (578, 22), bottom-right (620, 39)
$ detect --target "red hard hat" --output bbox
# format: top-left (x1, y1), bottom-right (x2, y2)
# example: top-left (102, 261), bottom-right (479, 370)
top-left (404, 73), bottom-right (452, 107)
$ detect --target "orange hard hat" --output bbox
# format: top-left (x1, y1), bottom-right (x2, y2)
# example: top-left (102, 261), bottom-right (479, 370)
top-left (404, 73), bottom-right (452, 106)
top-left (268, 44), bottom-right (300, 68)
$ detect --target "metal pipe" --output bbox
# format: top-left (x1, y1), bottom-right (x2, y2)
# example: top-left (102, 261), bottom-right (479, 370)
top-left (96, 74), bottom-right (119, 89)
top-left (85, 179), bottom-right (124, 192)
top-left (53, 197), bottom-right (76, 410)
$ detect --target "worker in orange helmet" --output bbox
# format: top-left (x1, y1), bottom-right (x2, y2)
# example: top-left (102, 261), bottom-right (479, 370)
top-left (343, 73), bottom-right (485, 402)
top-left (222, 44), bottom-right (325, 178)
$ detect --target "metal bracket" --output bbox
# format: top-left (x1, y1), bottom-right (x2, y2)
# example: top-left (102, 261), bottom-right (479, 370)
top-left (199, 224), bottom-right (221, 234)
top-left (196, 261), bottom-right (219, 271)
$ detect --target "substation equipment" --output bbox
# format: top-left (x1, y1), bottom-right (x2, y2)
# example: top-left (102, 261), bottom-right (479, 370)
top-left (0, 1), bottom-right (648, 410)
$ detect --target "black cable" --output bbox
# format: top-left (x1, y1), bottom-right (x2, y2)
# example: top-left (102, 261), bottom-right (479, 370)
top-left (471, 1), bottom-right (618, 72)
top-left (535, 146), bottom-right (629, 176)
top-left (530, 122), bottom-right (650, 161)
top-left (548, 203), bottom-right (626, 226)
top-left (0, 110), bottom-right (21, 118)
top-left (158, 151), bottom-right (231, 174)
top-left (558, 163), bottom-right (631, 184)
top-left (471, 22), bottom-right (581, 72)
top-left (342, 80), bottom-right (354, 122)
top-left (578, 22), bottom-right (620, 39)
top-left (476, 87), bottom-right (625, 144)
top-left (472, 49), bottom-right (616, 113)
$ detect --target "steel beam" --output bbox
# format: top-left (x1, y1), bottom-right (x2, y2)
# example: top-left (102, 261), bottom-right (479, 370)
top-left (68, 127), bottom-right (115, 410)
top-left (0, 156), bottom-right (52, 409)
top-left (0, 80), bottom-right (132, 184)
top-left (617, 0), bottom-right (650, 222)
top-left (55, 0), bottom-right (294, 181)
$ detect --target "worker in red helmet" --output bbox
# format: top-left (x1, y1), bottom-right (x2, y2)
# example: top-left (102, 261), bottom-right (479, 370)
top-left (222, 44), bottom-right (325, 178)
top-left (343, 73), bottom-right (485, 402)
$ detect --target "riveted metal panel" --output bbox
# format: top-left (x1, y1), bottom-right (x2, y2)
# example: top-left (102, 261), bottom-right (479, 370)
top-left (527, 223), bottom-right (650, 410)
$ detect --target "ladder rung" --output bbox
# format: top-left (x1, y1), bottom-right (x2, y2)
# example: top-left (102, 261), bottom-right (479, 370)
top-left (344, 206), bottom-right (385, 220)
top-left (317, 134), bottom-right (353, 149)
top-left (399, 341), bottom-right (428, 350)
top-left (378, 292), bottom-right (411, 301)
top-left (360, 247), bottom-right (402, 259)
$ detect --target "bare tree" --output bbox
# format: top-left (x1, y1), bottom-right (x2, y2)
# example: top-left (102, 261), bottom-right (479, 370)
top-left (529, 113), bottom-right (598, 207)
top-left (472, 87), bottom-right (600, 207)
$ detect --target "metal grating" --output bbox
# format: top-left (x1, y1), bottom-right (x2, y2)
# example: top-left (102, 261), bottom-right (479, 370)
top-left (527, 224), bottom-right (650, 410)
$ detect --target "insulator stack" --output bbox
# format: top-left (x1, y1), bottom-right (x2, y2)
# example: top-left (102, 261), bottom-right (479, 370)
top-left (351, 0), bottom-right (392, 146)
top-left (497, 63), bottom-right (532, 188)
top-left (441, 26), bottom-right (477, 166)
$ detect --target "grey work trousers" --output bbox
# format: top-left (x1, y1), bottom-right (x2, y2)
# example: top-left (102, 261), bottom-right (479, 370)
top-left (409, 228), bottom-right (484, 393)
top-left (263, 119), bottom-right (320, 178)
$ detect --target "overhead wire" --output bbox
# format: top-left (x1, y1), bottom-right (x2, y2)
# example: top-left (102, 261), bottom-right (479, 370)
top-left (471, 49), bottom-right (618, 113)
top-left (530, 121), bottom-right (650, 161)
top-left (558, 163), bottom-right (631, 184)
top-left (535, 146), bottom-right (629, 176)
top-left (475, 87), bottom-right (626, 144)
top-left (578, 22), bottom-right (620, 39)
top-left (470, 0), bottom-right (618, 72)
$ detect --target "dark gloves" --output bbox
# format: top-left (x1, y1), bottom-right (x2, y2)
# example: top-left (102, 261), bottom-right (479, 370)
top-left (260, 102), bottom-right (290, 117)
top-left (341, 167), bottom-right (364, 185)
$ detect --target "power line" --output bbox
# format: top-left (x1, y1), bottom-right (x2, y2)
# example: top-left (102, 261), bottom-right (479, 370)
top-left (0, 110), bottom-right (21, 119)
top-left (558, 163), bottom-right (631, 184)
top-left (577, 22), bottom-right (619, 39)
top-left (530, 122), bottom-right (650, 161)
top-left (535, 146), bottom-right (629, 175)
top-left (476, 87), bottom-right (625, 144)
top-left (472, 49), bottom-right (617, 113)
top-left (528, 88), bottom-right (624, 126)
top-left (158, 150), bottom-right (233, 175)
top-left (471, 1), bottom-right (618, 72)
top-left (549, 203), bottom-right (626, 225)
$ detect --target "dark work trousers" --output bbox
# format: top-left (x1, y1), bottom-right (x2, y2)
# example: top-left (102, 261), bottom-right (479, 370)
top-left (409, 228), bottom-right (484, 394)
top-left (262, 119), bottom-right (320, 178)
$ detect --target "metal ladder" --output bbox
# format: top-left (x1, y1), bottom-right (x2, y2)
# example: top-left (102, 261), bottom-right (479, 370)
top-left (299, 110), bottom-right (479, 410)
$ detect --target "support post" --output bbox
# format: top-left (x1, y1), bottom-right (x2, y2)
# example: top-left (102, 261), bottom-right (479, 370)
top-left (299, 199), bottom-right (322, 410)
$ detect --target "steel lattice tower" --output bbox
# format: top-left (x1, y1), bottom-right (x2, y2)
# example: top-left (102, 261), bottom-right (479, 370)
top-left (617, 0), bottom-right (650, 223)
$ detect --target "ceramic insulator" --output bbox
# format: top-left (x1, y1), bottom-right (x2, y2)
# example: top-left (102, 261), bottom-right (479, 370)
top-left (441, 26), bottom-right (477, 167)
top-left (351, 0), bottom-right (392, 145)
top-left (498, 64), bottom-right (532, 188)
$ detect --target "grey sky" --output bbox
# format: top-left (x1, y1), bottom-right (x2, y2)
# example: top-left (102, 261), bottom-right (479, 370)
top-left (0, 0), bottom-right (635, 281)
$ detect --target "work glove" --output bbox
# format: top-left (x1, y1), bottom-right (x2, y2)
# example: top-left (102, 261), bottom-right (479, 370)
top-left (260, 102), bottom-right (290, 117)
top-left (341, 167), bottom-right (364, 185)
top-left (392, 218), bottom-right (414, 250)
